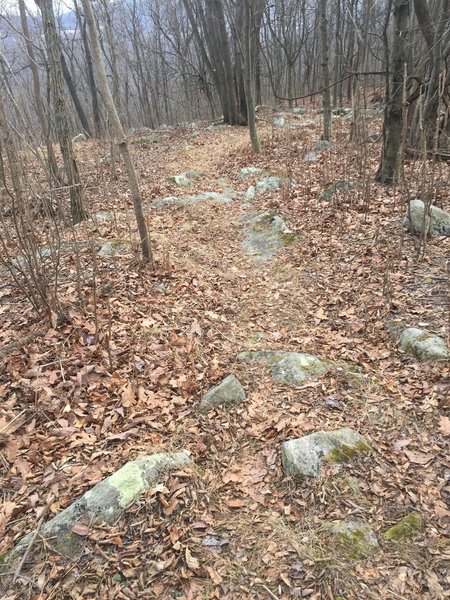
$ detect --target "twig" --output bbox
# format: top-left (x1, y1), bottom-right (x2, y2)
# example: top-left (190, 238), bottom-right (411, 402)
top-left (256, 583), bottom-right (281, 600)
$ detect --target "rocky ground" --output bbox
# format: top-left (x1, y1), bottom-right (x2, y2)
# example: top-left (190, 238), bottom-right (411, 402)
top-left (0, 111), bottom-right (449, 599)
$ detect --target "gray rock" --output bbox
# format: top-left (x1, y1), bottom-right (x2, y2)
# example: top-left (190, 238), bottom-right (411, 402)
top-left (319, 179), bottom-right (362, 202)
top-left (292, 107), bottom-right (307, 115)
top-left (255, 176), bottom-right (295, 195)
top-left (273, 116), bottom-right (285, 128)
top-left (245, 185), bottom-right (256, 201)
top-left (167, 174), bottom-right (191, 187)
top-left (282, 428), bottom-right (371, 479)
top-left (72, 133), bottom-right (87, 142)
top-left (237, 350), bottom-right (344, 385)
top-left (98, 240), bottom-right (129, 256)
top-left (303, 151), bottom-right (319, 163)
top-left (238, 166), bottom-right (265, 180)
top-left (328, 520), bottom-right (379, 559)
top-left (404, 199), bottom-right (450, 236)
top-left (199, 374), bottom-right (245, 413)
top-left (399, 327), bottom-right (450, 361)
top-left (241, 212), bottom-right (297, 261)
top-left (182, 170), bottom-right (207, 179)
top-left (8, 452), bottom-right (192, 557)
top-left (152, 191), bottom-right (234, 209)
top-left (332, 107), bottom-right (352, 116)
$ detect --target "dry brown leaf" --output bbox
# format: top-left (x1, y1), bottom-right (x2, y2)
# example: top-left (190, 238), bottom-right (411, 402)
top-left (438, 415), bottom-right (450, 436)
top-left (404, 449), bottom-right (433, 465)
top-left (185, 546), bottom-right (200, 570)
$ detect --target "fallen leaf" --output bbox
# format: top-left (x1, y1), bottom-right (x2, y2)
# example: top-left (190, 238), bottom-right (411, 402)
top-left (185, 546), bottom-right (200, 570)
top-left (404, 450), bottom-right (433, 465)
top-left (439, 415), bottom-right (450, 436)
top-left (71, 523), bottom-right (90, 536)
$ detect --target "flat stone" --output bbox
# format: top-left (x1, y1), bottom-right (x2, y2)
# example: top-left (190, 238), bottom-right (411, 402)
top-left (237, 350), bottom-right (347, 385)
top-left (281, 428), bottom-right (371, 479)
top-left (404, 199), bottom-right (450, 236)
top-left (399, 327), bottom-right (450, 361)
top-left (241, 212), bottom-right (297, 261)
top-left (199, 374), bottom-right (245, 413)
top-left (98, 240), bottom-right (129, 256)
top-left (8, 452), bottom-right (192, 558)
top-left (328, 520), bottom-right (379, 559)
top-left (238, 166), bottom-right (265, 180)
top-left (152, 191), bottom-right (234, 209)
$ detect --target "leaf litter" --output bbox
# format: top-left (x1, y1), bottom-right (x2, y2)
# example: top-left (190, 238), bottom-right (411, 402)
top-left (0, 119), bottom-right (449, 599)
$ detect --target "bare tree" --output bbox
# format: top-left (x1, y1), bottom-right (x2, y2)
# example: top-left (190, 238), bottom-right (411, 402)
top-left (319, 0), bottom-right (332, 140)
top-left (34, 0), bottom-right (87, 224)
top-left (80, 0), bottom-right (153, 264)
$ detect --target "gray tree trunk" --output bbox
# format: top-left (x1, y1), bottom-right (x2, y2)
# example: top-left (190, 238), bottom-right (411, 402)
top-left (376, 0), bottom-right (411, 184)
top-left (319, 0), bottom-right (332, 140)
top-left (35, 0), bottom-right (87, 224)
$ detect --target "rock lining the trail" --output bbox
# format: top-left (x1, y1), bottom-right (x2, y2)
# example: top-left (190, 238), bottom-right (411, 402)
top-left (98, 240), bottom-right (130, 256)
top-left (404, 199), bottom-right (450, 236)
top-left (238, 166), bottom-right (265, 180)
top-left (399, 327), bottom-right (450, 361)
top-left (8, 452), bottom-right (193, 558)
top-left (282, 428), bottom-right (371, 479)
top-left (241, 212), bottom-right (297, 261)
top-left (237, 350), bottom-right (360, 385)
top-left (199, 374), bottom-right (246, 413)
top-left (152, 191), bottom-right (235, 209)
top-left (255, 176), bottom-right (295, 195)
top-left (327, 520), bottom-right (379, 560)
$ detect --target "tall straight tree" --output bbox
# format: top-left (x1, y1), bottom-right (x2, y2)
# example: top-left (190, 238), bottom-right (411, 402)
top-left (34, 0), bottom-right (87, 224)
top-left (80, 0), bottom-right (153, 264)
top-left (376, 0), bottom-right (411, 183)
top-left (18, 0), bottom-right (59, 182)
top-left (319, 0), bottom-right (332, 140)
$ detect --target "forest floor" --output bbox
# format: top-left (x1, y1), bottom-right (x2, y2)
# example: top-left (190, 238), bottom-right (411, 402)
top-left (0, 113), bottom-right (449, 599)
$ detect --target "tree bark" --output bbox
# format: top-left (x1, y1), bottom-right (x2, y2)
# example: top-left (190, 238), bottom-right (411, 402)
top-left (376, 0), bottom-right (411, 184)
top-left (35, 0), bottom-right (87, 224)
top-left (319, 0), bottom-right (332, 140)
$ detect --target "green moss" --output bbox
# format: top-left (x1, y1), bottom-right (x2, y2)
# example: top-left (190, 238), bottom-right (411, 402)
top-left (383, 513), bottom-right (424, 541)
top-left (0, 550), bottom-right (10, 565)
top-left (279, 232), bottom-right (299, 245)
top-left (341, 476), bottom-right (361, 494)
top-left (331, 524), bottom-right (379, 560)
top-left (327, 441), bottom-right (371, 463)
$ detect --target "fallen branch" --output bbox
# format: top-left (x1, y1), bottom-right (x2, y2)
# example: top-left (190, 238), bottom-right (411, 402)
top-left (0, 326), bottom-right (48, 359)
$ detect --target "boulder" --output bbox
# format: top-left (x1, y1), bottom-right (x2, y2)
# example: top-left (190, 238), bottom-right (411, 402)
top-left (237, 350), bottom-right (358, 385)
top-left (167, 175), bottom-right (191, 187)
top-left (281, 428), bottom-right (371, 479)
top-left (273, 116), bottom-right (285, 128)
top-left (8, 452), bottom-right (192, 558)
top-left (399, 327), bottom-right (450, 361)
top-left (199, 374), bottom-right (245, 413)
top-left (404, 199), bottom-right (450, 236)
top-left (292, 107), bottom-right (307, 115)
top-left (241, 212), bottom-right (297, 261)
top-left (72, 133), bottom-right (87, 142)
top-left (328, 520), bottom-right (379, 560)
top-left (238, 166), bottom-right (264, 180)
top-left (255, 176), bottom-right (295, 195)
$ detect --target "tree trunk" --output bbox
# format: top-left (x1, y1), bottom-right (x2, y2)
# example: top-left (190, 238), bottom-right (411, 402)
top-left (81, 0), bottom-right (152, 265)
top-left (18, 0), bottom-right (59, 183)
top-left (35, 0), bottom-right (87, 224)
top-left (376, 0), bottom-right (411, 184)
top-left (319, 0), bottom-right (332, 140)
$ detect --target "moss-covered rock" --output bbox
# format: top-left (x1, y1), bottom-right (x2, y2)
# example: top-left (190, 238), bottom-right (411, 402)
top-left (383, 513), bottom-right (424, 541)
top-left (241, 212), bottom-right (299, 262)
top-left (328, 520), bottom-right (379, 560)
top-left (282, 428), bottom-right (371, 479)
top-left (199, 374), bottom-right (246, 413)
top-left (237, 350), bottom-right (361, 386)
top-left (7, 452), bottom-right (193, 558)
top-left (399, 328), bottom-right (450, 362)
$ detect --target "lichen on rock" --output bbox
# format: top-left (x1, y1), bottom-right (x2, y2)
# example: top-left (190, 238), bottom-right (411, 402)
top-left (328, 520), bottom-right (379, 560)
